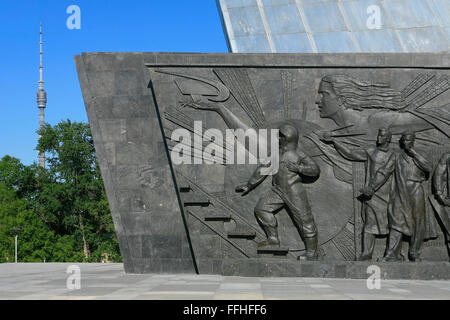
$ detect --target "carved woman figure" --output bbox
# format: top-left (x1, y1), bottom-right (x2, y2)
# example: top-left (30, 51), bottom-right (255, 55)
top-left (316, 75), bottom-right (449, 139)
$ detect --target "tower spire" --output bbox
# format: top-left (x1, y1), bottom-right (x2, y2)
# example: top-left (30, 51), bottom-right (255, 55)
top-left (37, 23), bottom-right (47, 168)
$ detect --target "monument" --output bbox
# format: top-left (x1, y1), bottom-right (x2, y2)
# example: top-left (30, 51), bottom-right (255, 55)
top-left (75, 53), bottom-right (450, 279)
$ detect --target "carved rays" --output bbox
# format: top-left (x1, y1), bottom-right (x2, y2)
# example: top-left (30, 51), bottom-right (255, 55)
top-left (214, 68), bottom-right (266, 127)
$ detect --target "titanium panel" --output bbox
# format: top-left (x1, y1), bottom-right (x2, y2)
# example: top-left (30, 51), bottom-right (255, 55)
top-left (217, 0), bottom-right (450, 53)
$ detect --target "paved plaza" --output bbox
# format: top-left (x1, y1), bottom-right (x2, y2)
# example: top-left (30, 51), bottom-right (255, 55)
top-left (0, 263), bottom-right (448, 300)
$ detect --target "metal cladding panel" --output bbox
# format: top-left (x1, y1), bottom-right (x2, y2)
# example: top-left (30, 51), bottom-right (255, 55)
top-left (217, 0), bottom-right (450, 53)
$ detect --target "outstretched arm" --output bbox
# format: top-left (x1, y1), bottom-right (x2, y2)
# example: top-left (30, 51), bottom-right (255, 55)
top-left (333, 140), bottom-right (368, 162)
top-left (235, 162), bottom-right (270, 196)
top-left (318, 130), bottom-right (367, 161)
top-left (248, 163), bottom-right (270, 187)
top-left (370, 111), bottom-right (433, 134)
top-left (189, 97), bottom-right (252, 131)
top-left (189, 97), bottom-right (267, 161)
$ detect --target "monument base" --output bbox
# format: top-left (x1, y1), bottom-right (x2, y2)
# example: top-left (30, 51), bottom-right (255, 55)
top-left (193, 259), bottom-right (450, 280)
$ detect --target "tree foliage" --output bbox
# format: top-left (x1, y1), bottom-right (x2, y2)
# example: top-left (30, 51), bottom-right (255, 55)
top-left (0, 120), bottom-right (121, 263)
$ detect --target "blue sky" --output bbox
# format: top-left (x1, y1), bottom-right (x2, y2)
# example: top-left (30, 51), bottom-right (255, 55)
top-left (0, 0), bottom-right (228, 165)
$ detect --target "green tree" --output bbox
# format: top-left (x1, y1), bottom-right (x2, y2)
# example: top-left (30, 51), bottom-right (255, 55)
top-left (0, 120), bottom-right (121, 263)
top-left (0, 155), bottom-right (39, 200)
top-left (36, 120), bottom-right (120, 261)
top-left (0, 182), bottom-right (55, 262)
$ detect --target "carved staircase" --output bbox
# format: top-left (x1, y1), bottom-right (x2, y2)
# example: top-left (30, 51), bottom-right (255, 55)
top-left (177, 177), bottom-right (295, 258)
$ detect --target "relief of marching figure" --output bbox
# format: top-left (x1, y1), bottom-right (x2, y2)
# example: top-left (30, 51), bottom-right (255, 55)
top-left (235, 124), bottom-right (321, 260)
top-left (360, 132), bottom-right (439, 262)
top-left (318, 128), bottom-right (394, 261)
top-left (432, 152), bottom-right (450, 260)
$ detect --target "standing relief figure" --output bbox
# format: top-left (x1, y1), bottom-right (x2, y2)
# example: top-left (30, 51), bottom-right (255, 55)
top-left (361, 132), bottom-right (438, 261)
top-left (319, 128), bottom-right (394, 261)
top-left (432, 152), bottom-right (450, 259)
top-left (236, 124), bottom-right (321, 260)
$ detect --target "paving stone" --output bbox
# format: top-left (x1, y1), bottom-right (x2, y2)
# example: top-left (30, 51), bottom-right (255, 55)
top-left (0, 263), bottom-right (448, 299)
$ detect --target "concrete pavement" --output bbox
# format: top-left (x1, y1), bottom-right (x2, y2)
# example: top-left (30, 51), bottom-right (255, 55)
top-left (0, 263), bottom-right (449, 300)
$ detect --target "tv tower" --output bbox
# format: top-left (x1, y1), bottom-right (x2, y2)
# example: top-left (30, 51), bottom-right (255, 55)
top-left (37, 24), bottom-right (47, 168)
